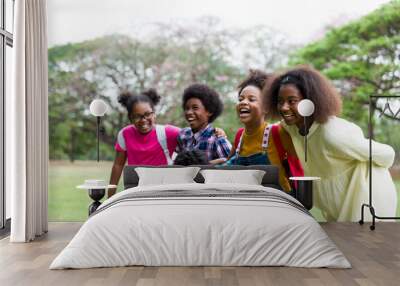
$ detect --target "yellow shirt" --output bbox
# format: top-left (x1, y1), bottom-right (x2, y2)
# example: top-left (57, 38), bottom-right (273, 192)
top-left (240, 122), bottom-right (267, 157)
top-left (238, 122), bottom-right (293, 192)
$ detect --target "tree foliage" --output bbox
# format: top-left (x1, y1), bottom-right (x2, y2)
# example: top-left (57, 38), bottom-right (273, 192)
top-left (291, 1), bottom-right (400, 126)
top-left (290, 0), bottom-right (400, 156)
top-left (49, 18), bottom-right (291, 161)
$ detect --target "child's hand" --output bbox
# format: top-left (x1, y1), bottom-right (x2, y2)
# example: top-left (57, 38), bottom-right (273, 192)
top-left (209, 158), bottom-right (227, 165)
top-left (215, 127), bottom-right (227, 138)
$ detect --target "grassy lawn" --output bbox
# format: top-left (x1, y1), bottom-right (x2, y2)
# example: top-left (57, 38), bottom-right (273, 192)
top-left (48, 160), bottom-right (123, 221)
top-left (49, 160), bottom-right (400, 222)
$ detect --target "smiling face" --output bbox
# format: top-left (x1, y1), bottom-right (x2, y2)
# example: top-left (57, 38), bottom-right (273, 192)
top-left (236, 85), bottom-right (265, 127)
top-left (184, 98), bottom-right (212, 133)
top-left (277, 84), bottom-right (304, 127)
top-left (131, 102), bottom-right (155, 134)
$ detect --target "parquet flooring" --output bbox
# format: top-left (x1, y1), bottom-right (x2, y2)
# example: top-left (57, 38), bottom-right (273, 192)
top-left (0, 222), bottom-right (399, 286)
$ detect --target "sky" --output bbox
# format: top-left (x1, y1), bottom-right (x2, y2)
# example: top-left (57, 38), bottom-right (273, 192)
top-left (48, 0), bottom-right (390, 47)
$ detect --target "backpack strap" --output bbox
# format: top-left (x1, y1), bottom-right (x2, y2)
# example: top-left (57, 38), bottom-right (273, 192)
top-left (262, 125), bottom-right (271, 151)
top-left (117, 129), bottom-right (127, 151)
top-left (156, 125), bottom-right (173, 165)
top-left (234, 128), bottom-right (245, 154)
top-left (271, 124), bottom-right (286, 161)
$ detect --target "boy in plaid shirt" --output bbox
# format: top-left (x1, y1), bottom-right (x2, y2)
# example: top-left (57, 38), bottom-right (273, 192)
top-left (176, 84), bottom-right (231, 164)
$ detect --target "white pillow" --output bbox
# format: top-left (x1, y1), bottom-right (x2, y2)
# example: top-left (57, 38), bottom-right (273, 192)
top-left (136, 167), bottom-right (200, 186)
top-left (200, 169), bottom-right (266, 185)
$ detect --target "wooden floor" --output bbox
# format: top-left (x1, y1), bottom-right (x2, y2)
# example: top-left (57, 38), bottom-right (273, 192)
top-left (0, 222), bottom-right (399, 286)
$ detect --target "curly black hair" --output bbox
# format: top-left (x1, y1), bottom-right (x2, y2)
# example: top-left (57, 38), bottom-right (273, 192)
top-left (118, 88), bottom-right (161, 122)
top-left (237, 69), bottom-right (270, 95)
top-left (264, 65), bottom-right (342, 124)
top-left (173, 150), bottom-right (209, 166)
top-left (182, 83), bottom-right (223, 123)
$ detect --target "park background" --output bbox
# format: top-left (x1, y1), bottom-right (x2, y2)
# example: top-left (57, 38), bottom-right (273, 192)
top-left (47, 0), bottom-right (400, 221)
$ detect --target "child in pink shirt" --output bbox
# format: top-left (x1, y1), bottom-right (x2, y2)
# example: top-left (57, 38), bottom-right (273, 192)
top-left (108, 88), bottom-right (180, 197)
top-left (115, 124), bottom-right (179, 165)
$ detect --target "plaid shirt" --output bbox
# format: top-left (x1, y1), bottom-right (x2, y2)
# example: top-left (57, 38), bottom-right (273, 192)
top-left (176, 124), bottom-right (232, 161)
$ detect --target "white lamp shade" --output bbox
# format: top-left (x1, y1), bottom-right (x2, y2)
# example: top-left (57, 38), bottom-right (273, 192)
top-left (89, 99), bottom-right (108, 117)
top-left (298, 99), bottom-right (315, 117)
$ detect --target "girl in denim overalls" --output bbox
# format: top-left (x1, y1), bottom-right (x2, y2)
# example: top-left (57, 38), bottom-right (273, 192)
top-left (226, 70), bottom-right (300, 193)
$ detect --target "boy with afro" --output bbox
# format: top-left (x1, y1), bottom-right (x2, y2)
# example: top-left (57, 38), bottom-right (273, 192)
top-left (176, 83), bottom-right (231, 164)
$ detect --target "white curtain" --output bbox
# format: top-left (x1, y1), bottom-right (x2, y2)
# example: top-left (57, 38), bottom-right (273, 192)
top-left (9, 0), bottom-right (48, 242)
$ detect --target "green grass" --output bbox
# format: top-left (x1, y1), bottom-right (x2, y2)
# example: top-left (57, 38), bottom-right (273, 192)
top-left (48, 160), bottom-right (400, 222)
top-left (48, 160), bottom-right (123, 221)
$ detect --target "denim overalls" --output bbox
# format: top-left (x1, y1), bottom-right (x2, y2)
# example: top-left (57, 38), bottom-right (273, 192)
top-left (226, 125), bottom-right (271, 166)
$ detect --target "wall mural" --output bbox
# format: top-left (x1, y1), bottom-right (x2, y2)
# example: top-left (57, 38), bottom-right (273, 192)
top-left (47, 1), bottom-right (400, 222)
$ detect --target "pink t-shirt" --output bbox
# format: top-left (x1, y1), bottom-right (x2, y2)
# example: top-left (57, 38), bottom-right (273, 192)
top-left (115, 124), bottom-right (180, 165)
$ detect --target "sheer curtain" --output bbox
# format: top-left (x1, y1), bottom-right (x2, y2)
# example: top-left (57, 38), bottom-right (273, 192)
top-left (9, 0), bottom-right (48, 242)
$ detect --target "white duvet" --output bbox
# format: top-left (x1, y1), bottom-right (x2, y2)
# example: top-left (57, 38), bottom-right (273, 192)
top-left (50, 183), bottom-right (351, 269)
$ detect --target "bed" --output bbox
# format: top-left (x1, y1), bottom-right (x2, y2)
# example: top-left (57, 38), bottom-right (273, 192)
top-left (50, 165), bottom-right (350, 269)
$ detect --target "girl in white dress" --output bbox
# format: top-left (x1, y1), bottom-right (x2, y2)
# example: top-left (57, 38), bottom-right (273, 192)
top-left (264, 65), bottom-right (397, 221)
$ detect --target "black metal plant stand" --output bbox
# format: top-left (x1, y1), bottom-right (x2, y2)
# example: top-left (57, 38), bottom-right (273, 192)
top-left (359, 95), bottom-right (400, 230)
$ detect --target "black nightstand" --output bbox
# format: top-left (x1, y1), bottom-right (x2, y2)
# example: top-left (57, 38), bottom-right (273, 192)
top-left (77, 180), bottom-right (116, 215)
top-left (289, 177), bottom-right (320, 210)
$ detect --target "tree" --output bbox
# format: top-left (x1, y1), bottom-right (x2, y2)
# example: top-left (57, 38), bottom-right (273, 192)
top-left (291, 1), bottom-right (400, 133)
top-left (237, 25), bottom-right (295, 72)
top-left (48, 18), bottom-right (294, 160)
top-left (48, 22), bottom-right (242, 160)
